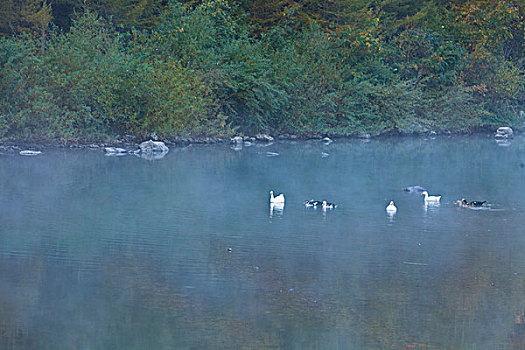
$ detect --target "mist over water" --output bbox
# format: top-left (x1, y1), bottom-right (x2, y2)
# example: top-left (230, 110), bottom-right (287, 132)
top-left (1, 134), bottom-right (524, 349)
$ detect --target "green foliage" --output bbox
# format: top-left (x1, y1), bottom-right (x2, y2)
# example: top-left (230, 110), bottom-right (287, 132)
top-left (450, 0), bottom-right (524, 60)
top-left (0, 114), bottom-right (8, 138)
top-left (0, 0), bottom-right (523, 142)
top-left (0, 1), bottom-right (16, 36)
top-left (86, 0), bottom-right (167, 30)
top-left (0, 0), bottom-right (52, 36)
top-left (125, 59), bottom-right (230, 137)
top-left (385, 28), bottom-right (466, 90)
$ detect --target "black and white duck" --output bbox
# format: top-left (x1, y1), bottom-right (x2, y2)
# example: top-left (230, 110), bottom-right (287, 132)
top-left (304, 199), bottom-right (322, 207)
top-left (455, 198), bottom-right (486, 207)
top-left (321, 200), bottom-right (337, 209)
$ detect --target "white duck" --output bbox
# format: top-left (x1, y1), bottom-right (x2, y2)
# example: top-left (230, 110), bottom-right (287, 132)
top-left (269, 190), bottom-right (285, 204)
top-left (421, 191), bottom-right (441, 202)
top-left (386, 201), bottom-right (397, 213)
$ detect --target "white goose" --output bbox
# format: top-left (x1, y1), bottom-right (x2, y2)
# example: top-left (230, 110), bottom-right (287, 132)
top-left (386, 201), bottom-right (397, 213)
top-left (421, 191), bottom-right (441, 202)
top-left (269, 190), bottom-right (285, 204)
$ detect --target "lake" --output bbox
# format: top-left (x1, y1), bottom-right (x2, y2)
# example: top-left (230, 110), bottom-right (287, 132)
top-left (1, 134), bottom-right (524, 349)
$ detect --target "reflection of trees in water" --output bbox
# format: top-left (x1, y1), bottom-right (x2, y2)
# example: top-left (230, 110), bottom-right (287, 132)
top-left (339, 238), bottom-right (525, 350)
top-left (0, 255), bottom-right (44, 350)
top-left (205, 231), bottom-right (524, 349)
top-left (203, 235), bottom-right (335, 348)
top-left (513, 311), bottom-right (525, 349)
top-left (1, 300), bottom-right (31, 350)
top-left (2, 238), bottom-right (525, 349)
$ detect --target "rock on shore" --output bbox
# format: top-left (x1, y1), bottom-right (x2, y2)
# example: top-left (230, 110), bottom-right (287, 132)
top-left (495, 127), bottom-right (513, 139)
top-left (19, 150), bottom-right (42, 156)
top-left (231, 136), bottom-right (243, 144)
top-left (139, 140), bottom-right (169, 153)
top-left (255, 134), bottom-right (274, 142)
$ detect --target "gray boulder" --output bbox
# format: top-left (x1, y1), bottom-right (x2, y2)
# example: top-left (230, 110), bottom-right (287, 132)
top-left (139, 140), bottom-right (169, 153)
top-left (495, 127), bottom-right (513, 138)
top-left (255, 134), bottom-right (274, 142)
top-left (19, 150), bottom-right (42, 156)
top-left (231, 136), bottom-right (243, 144)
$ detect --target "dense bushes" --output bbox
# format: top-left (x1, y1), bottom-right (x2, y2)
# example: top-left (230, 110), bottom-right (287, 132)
top-left (0, 0), bottom-right (523, 142)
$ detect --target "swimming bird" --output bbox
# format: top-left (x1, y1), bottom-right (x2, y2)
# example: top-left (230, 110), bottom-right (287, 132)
top-left (421, 191), bottom-right (441, 202)
top-left (455, 199), bottom-right (467, 207)
top-left (468, 200), bottom-right (487, 207)
top-left (386, 201), bottom-right (397, 213)
top-left (321, 200), bottom-right (337, 209)
top-left (455, 199), bottom-right (468, 207)
top-left (304, 199), bottom-right (322, 207)
top-left (270, 190), bottom-right (285, 204)
top-left (455, 198), bottom-right (486, 207)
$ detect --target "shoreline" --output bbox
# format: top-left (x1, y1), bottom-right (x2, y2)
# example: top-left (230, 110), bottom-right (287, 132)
top-left (0, 129), bottom-right (514, 153)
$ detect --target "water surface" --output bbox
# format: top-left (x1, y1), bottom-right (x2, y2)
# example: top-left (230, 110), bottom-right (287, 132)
top-left (1, 134), bottom-right (524, 349)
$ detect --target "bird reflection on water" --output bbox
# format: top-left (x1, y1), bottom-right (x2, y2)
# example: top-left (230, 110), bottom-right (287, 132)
top-left (269, 202), bottom-right (284, 218)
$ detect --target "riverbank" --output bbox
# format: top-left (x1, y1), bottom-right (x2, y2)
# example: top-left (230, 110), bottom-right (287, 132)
top-left (1, 127), bottom-right (517, 155)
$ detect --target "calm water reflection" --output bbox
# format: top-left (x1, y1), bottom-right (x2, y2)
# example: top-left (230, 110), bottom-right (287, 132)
top-left (1, 134), bottom-right (525, 349)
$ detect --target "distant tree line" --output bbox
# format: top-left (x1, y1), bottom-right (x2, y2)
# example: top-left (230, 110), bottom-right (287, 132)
top-left (0, 0), bottom-right (523, 141)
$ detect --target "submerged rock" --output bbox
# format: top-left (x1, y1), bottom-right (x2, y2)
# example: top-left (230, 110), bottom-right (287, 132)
top-left (404, 185), bottom-right (428, 193)
top-left (104, 147), bottom-right (127, 154)
top-left (139, 140), bottom-right (169, 153)
top-left (19, 150), bottom-right (42, 156)
top-left (136, 151), bottom-right (168, 160)
top-left (495, 127), bottom-right (513, 139)
top-left (495, 138), bottom-right (512, 147)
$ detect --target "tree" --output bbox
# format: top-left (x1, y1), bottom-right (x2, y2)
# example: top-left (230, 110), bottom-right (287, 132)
top-left (0, 1), bottom-right (16, 36)
top-left (85, 0), bottom-right (168, 30)
top-left (0, 0), bottom-right (52, 44)
top-left (49, 0), bottom-right (84, 30)
top-left (450, 0), bottom-right (524, 60)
